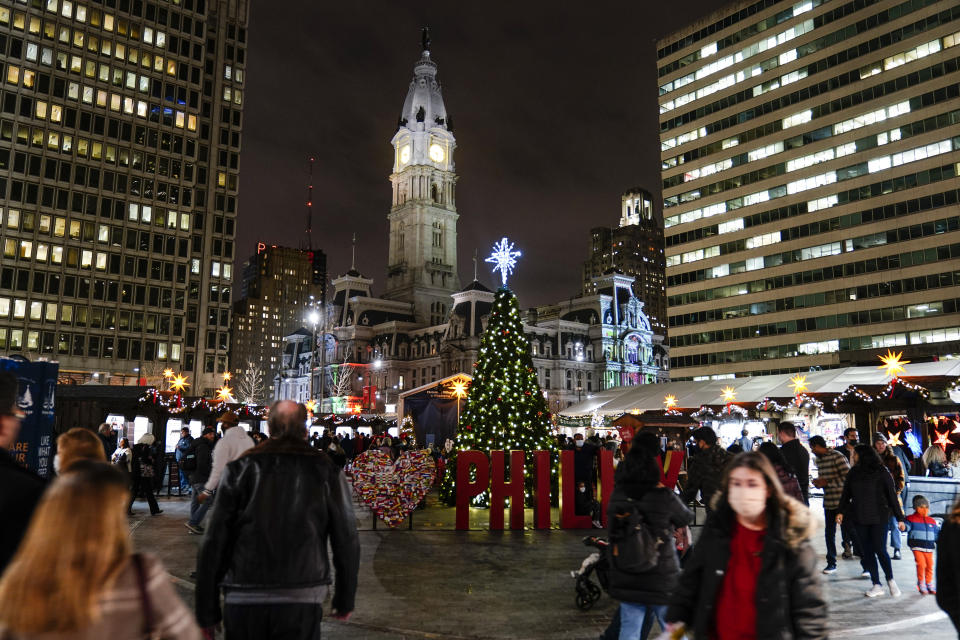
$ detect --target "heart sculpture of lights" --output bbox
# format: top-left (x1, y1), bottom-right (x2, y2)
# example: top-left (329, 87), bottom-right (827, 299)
top-left (351, 449), bottom-right (436, 527)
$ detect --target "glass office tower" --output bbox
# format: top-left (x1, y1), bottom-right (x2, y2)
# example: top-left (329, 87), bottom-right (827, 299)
top-left (0, 0), bottom-right (247, 393)
top-left (659, 0), bottom-right (960, 379)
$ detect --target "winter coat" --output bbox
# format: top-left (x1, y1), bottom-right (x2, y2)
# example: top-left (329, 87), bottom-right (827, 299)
top-left (605, 485), bottom-right (693, 605)
top-left (680, 445), bottom-right (732, 509)
top-left (0, 450), bottom-right (45, 574)
top-left (666, 497), bottom-right (827, 640)
top-left (188, 438), bottom-right (215, 485)
top-left (837, 466), bottom-right (905, 525)
top-left (936, 515), bottom-right (960, 633)
top-left (879, 447), bottom-right (905, 494)
top-left (195, 437), bottom-right (360, 627)
top-left (781, 439), bottom-right (810, 504)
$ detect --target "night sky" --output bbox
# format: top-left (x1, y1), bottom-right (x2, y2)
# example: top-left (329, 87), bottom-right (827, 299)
top-left (239, 1), bottom-right (716, 307)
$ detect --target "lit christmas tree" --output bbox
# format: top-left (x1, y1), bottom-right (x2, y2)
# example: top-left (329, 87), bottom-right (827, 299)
top-left (441, 238), bottom-right (556, 506)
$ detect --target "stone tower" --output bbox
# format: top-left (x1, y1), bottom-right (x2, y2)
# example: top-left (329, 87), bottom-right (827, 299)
top-left (384, 29), bottom-right (461, 326)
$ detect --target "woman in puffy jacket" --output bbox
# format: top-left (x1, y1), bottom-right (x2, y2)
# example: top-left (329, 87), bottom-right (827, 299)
top-left (605, 432), bottom-right (693, 639)
top-left (666, 452), bottom-right (827, 640)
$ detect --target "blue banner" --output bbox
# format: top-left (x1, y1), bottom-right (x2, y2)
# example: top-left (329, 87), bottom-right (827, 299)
top-left (0, 358), bottom-right (58, 478)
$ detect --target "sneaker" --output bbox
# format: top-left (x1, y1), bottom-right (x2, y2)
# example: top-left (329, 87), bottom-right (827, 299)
top-left (184, 522), bottom-right (203, 535)
top-left (892, 549), bottom-right (901, 560)
top-left (865, 584), bottom-right (885, 598)
top-left (861, 570), bottom-right (872, 578)
top-left (822, 565), bottom-right (837, 574)
top-left (841, 542), bottom-right (853, 559)
top-left (888, 579), bottom-right (902, 597)
top-left (591, 520), bottom-right (603, 529)
top-left (927, 584), bottom-right (936, 595)
top-left (918, 583), bottom-right (929, 595)
top-left (150, 510), bottom-right (163, 516)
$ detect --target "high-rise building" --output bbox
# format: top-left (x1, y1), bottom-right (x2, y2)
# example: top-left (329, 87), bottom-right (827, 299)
top-left (659, 0), bottom-right (960, 380)
top-left (582, 188), bottom-right (667, 335)
top-left (0, 0), bottom-right (248, 393)
top-left (230, 243), bottom-right (325, 400)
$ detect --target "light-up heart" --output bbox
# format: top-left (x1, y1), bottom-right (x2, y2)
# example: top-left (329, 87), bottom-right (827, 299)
top-left (351, 449), bottom-right (436, 527)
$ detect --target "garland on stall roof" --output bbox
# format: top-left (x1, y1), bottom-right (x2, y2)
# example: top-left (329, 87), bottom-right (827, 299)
top-left (832, 387), bottom-right (875, 409)
top-left (879, 377), bottom-right (930, 400)
top-left (756, 397), bottom-right (789, 413)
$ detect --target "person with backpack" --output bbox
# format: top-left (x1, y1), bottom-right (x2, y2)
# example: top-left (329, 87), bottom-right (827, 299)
top-left (605, 432), bottom-right (693, 639)
top-left (680, 426), bottom-right (732, 515)
top-left (184, 427), bottom-right (217, 534)
top-left (665, 452), bottom-right (827, 639)
top-left (175, 427), bottom-right (195, 494)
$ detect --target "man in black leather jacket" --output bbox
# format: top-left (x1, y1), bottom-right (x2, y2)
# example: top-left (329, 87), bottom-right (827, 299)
top-left (196, 400), bottom-right (360, 639)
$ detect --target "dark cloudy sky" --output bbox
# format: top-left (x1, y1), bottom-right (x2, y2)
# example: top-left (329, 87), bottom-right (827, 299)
top-left (239, 1), bottom-right (716, 307)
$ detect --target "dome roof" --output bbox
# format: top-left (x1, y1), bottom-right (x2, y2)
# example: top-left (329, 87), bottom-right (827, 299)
top-left (460, 279), bottom-right (492, 293)
top-left (398, 33), bottom-right (450, 132)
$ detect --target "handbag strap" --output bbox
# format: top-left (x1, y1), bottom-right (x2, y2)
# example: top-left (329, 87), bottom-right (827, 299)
top-left (131, 553), bottom-right (156, 636)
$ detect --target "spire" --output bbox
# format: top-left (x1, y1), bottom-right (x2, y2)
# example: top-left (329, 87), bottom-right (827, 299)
top-left (473, 248), bottom-right (478, 281)
top-left (399, 29), bottom-right (449, 132)
top-left (304, 156), bottom-right (314, 251)
top-left (351, 233), bottom-right (357, 271)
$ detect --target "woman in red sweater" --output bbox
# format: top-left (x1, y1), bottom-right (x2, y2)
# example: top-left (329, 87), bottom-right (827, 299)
top-left (666, 452), bottom-right (827, 639)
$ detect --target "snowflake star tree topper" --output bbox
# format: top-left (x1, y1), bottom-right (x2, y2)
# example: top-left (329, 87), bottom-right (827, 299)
top-left (485, 237), bottom-right (521, 287)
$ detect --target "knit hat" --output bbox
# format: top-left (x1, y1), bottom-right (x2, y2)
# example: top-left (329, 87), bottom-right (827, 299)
top-left (201, 427), bottom-right (216, 436)
top-left (137, 433), bottom-right (156, 445)
top-left (219, 411), bottom-right (239, 426)
top-left (872, 432), bottom-right (888, 444)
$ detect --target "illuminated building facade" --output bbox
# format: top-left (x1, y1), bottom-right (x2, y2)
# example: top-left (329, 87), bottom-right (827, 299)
top-left (660, 0), bottom-right (960, 379)
top-left (0, 0), bottom-right (247, 393)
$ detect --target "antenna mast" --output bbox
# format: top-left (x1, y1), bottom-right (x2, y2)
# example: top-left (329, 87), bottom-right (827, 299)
top-left (305, 156), bottom-right (315, 251)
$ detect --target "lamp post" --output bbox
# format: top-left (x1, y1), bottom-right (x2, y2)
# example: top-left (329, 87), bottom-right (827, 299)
top-left (373, 356), bottom-right (382, 413)
top-left (308, 310), bottom-right (319, 404)
top-left (576, 345), bottom-right (584, 403)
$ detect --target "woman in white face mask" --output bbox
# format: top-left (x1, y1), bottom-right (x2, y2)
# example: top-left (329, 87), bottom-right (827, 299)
top-left (665, 452), bottom-right (827, 640)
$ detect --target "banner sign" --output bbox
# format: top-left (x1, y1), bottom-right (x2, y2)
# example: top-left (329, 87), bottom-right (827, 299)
top-left (0, 358), bottom-right (59, 478)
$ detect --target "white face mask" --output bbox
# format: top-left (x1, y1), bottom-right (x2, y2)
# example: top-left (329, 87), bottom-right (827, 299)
top-left (575, 440), bottom-right (584, 448)
top-left (728, 485), bottom-right (767, 519)
top-left (578, 487), bottom-right (586, 493)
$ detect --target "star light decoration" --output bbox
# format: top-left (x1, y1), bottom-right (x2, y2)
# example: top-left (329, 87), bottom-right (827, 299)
top-left (721, 386), bottom-right (737, 404)
top-left (305, 399), bottom-right (318, 414)
top-left (935, 430), bottom-right (952, 449)
top-left (485, 237), bottom-right (521, 287)
top-left (878, 349), bottom-right (910, 378)
top-left (215, 385), bottom-right (233, 402)
top-left (223, 372), bottom-right (232, 382)
top-left (170, 374), bottom-right (189, 394)
top-left (885, 431), bottom-right (903, 447)
top-left (664, 395), bottom-right (678, 410)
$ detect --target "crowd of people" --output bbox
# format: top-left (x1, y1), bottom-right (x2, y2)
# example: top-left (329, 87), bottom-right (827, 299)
top-left (583, 421), bottom-right (960, 640)
top-left (0, 371), bottom-right (359, 640)
top-left (2, 364), bottom-right (960, 640)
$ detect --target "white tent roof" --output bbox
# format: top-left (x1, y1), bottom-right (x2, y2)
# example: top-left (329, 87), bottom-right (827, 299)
top-left (560, 361), bottom-right (960, 416)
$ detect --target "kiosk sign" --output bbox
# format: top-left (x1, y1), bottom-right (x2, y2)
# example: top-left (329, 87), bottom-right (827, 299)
top-left (0, 358), bottom-right (58, 478)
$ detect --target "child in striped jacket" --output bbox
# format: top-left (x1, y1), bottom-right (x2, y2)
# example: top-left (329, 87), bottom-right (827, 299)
top-left (905, 494), bottom-right (941, 594)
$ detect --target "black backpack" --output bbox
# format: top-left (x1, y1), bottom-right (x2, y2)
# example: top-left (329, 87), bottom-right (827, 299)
top-left (607, 501), bottom-right (663, 574)
top-left (180, 440), bottom-right (199, 471)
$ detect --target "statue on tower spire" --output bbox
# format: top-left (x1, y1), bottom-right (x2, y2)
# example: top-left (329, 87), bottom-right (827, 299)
top-left (421, 26), bottom-right (431, 52)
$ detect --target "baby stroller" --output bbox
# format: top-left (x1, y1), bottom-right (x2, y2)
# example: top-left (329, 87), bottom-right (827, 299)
top-left (571, 526), bottom-right (693, 611)
top-left (571, 535), bottom-right (610, 610)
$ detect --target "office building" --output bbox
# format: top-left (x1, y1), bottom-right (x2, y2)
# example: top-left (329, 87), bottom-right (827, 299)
top-left (0, 0), bottom-right (248, 393)
top-left (230, 243), bottom-right (325, 400)
top-left (659, 0), bottom-right (960, 379)
top-left (582, 187), bottom-right (668, 336)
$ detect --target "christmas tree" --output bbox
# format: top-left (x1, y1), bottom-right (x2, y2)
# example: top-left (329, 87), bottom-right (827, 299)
top-left (442, 285), bottom-right (556, 506)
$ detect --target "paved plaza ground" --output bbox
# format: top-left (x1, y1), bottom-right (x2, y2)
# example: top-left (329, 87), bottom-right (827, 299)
top-left (132, 490), bottom-right (955, 639)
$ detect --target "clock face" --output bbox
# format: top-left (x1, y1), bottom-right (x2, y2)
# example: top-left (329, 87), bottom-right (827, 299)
top-left (399, 145), bottom-right (411, 165)
top-left (429, 143), bottom-right (445, 163)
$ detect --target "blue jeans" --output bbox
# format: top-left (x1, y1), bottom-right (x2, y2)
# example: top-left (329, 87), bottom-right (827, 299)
top-left (178, 469), bottom-right (191, 492)
top-left (188, 482), bottom-right (213, 526)
top-left (619, 603), bottom-right (666, 640)
top-left (824, 507), bottom-right (838, 566)
top-left (887, 516), bottom-right (901, 550)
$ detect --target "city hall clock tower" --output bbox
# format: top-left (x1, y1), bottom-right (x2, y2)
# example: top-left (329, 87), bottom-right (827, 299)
top-left (384, 30), bottom-right (461, 326)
